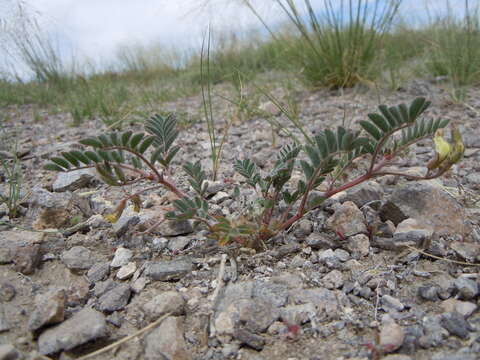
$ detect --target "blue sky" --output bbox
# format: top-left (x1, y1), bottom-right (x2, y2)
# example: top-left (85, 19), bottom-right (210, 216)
top-left (0, 0), bottom-right (472, 77)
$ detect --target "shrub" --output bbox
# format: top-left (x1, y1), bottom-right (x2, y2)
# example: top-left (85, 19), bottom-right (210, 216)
top-left (45, 97), bottom-right (464, 249)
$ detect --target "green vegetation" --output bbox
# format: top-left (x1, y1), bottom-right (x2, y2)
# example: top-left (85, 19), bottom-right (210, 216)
top-left (45, 98), bottom-right (464, 249)
top-left (1, 0), bottom-right (480, 123)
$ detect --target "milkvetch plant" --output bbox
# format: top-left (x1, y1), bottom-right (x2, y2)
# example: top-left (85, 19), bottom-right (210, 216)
top-left (45, 98), bottom-right (463, 250)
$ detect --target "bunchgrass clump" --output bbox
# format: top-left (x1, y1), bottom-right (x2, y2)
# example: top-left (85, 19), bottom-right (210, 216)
top-left (45, 97), bottom-right (464, 250)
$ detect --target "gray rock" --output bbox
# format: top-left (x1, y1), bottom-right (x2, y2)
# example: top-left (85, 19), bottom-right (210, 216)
top-left (0, 305), bottom-right (10, 332)
top-left (94, 279), bottom-right (117, 297)
top-left (252, 281), bottom-right (289, 308)
top-left (393, 218), bottom-right (433, 248)
top-left (87, 262), bottom-right (110, 283)
top-left (234, 328), bottom-right (265, 351)
top-left (131, 277), bottom-right (148, 294)
top-left (97, 283), bottom-right (131, 312)
top-left (326, 201), bottom-right (367, 237)
top-left (379, 181), bottom-right (470, 237)
top-left (454, 277), bottom-right (479, 300)
top-left (305, 233), bottom-right (335, 250)
top-left (143, 291), bottom-right (185, 320)
top-left (382, 295), bottom-right (405, 312)
top-left (418, 283), bottom-right (440, 301)
top-left (280, 303), bottom-right (316, 324)
top-left (419, 315), bottom-right (448, 348)
top-left (321, 270), bottom-right (344, 289)
top-left (154, 220), bottom-right (193, 237)
top-left (167, 237), bottom-right (191, 252)
top-left (333, 249), bottom-right (350, 262)
top-left (38, 308), bottom-right (107, 355)
top-left (431, 352), bottom-right (477, 360)
top-left (61, 246), bottom-right (96, 271)
top-left (113, 208), bottom-right (140, 237)
top-left (144, 316), bottom-right (190, 360)
top-left (145, 260), bottom-right (193, 281)
top-left (52, 168), bottom-right (95, 192)
top-left (345, 234), bottom-right (370, 258)
top-left (28, 289), bottom-right (65, 332)
top-left (293, 219), bottom-right (313, 239)
top-left (0, 344), bottom-right (21, 360)
top-left (441, 312), bottom-right (470, 339)
top-left (110, 247), bottom-right (133, 268)
top-left (450, 241), bottom-right (480, 262)
top-left (291, 288), bottom-right (342, 318)
top-left (344, 181), bottom-right (384, 208)
top-left (290, 254), bottom-right (305, 268)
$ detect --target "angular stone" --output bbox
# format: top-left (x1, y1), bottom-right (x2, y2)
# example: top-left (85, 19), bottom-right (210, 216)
top-left (321, 270), bottom-right (344, 289)
top-left (454, 277), bottom-right (479, 300)
top-left (382, 295), bottom-right (405, 312)
top-left (61, 246), bottom-right (96, 271)
top-left (167, 237), bottom-right (191, 252)
top-left (234, 328), bottom-right (265, 351)
top-left (52, 168), bottom-right (95, 192)
top-left (145, 260), bottom-right (192, 281)
top-left (450, 241), bottom-right (480, 262)
top-left (143, 291), bottom-right (185, 320)
top-left (87, 262), bottom-right (110, 283)
top-left (116, 262), bottom-right (137, 280)
top-left (38, 308), bottom-right (107, 355)
top-left (441, 312), bottom-right (470, 339)
top-left (326, 201), bottom-right (367, 237)
top-left (305, 233), bottom-right (335, 250)
top-left (97, 283), bottom-right (131, 312)
top-left (344, 181), bottom-right (384, 208)
top-left (28, 289), bottom-right (65, 332)
top-left (380, 181), bottom-right (470, 237)
top-left (0, 282), bottom-right (15, 302)
top-left (345, 234), bottom-right (370, 258)
top-left (110, 247), bottom-right (133, 268)
top-left (144, 316), bottom-right (190, 360)
top-left (112, 208), bottom-right (139, 237)
top-left (13, 244), bottom-right (41, 275)
top-left (393, 218), bottom-right (433, 248)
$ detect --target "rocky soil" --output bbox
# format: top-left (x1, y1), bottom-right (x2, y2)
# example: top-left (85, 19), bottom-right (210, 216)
top-left (1, 79), bottom-right (480, 360)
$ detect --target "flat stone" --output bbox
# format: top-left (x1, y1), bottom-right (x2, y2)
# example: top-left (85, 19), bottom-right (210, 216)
top-left (305, 233), bottom-right (335, 250)
top-left (116, 262), bottom-right (137, 280)
top-left (52, 168), bottom-right (95, 192)
top-left (112, 207), bottom-right (140, 237)
top-left (61, 246), bottom-right (96, 271)
top-left (454, 277), bottom-right (479, 300)
top-left (326, 201), bottom-right (367, 237)
top-left (382, 295), bottom-right (405, 312)
top-left (97, 283), bottom-right (131, 312)
top-left (440, 312), bottom-right (470, 339)
top-left (393, 218), bottom-right (433, 248)
top-left (145, 260), bottom-right (192, 281)
top-left (110, 247), bottom-right (133, 268)
top-left (143, 291), bottom-right (185, 320)
top-left (28, 289), bottom-right (65, 332)
top-left (380, 180), bottom-right (470, 237)
top-left (167, 237), bottom-right (191, 252)
top-left (144, 316), bottom-right (190, 360)
top-left (234, 328), bottom-right (265, 351)
top-left (345, 234), bottom-right (370, 258)
top-left (450, 241), bottom-right (480, 262)
top-left (321, 270), bottom-right (344, 289)
top-left (87, 262), bottom-right (110, 283)
top-left (344, 181), bottom-right (384, 208)
top-left (418, 283), bottom-right (440, 301)
top-left (38, 308), bottom-right (107, 355)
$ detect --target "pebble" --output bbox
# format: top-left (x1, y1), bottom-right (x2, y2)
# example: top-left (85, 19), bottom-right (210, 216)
top-left (142, 291), bottom-right (185, 320)
top-left (441, 312), bottom-right (471, 339)
top-left (0, 344), bottom-right (21, 360)
top-left (61, 246), bottom-right (96, 271)
top-left (0, 282), bottom-right (15, 302)
top-left (345, 234), bottom-right (370, 258)
top-left (382, 295), bottom-right (405, 312)
top-left (145, 259), bottom-right (193, 281)
top-left (110, 247), bottom-right (133, 268)
top-left (454, 277), bottom-right (479, 300)
top-left (321, 270), bottom-right (344, 289)
top-left (144, 316), bottom-right (190, 360)
top-left (28, 289), bottom-right (66, 331)
top-left (441, 299), bottom-right (477, 318)
top-left (97, 283), bottom-right (131, 312)
top-left (116, 262), bottom-right (137, 280)
top-left (379, 319), bottom-right (405, 353)
top-left (87, 262), bottom-right (110, 283)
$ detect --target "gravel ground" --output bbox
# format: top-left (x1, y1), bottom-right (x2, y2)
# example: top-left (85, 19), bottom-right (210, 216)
top-left (1, 78), bottom-right (480, 360)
